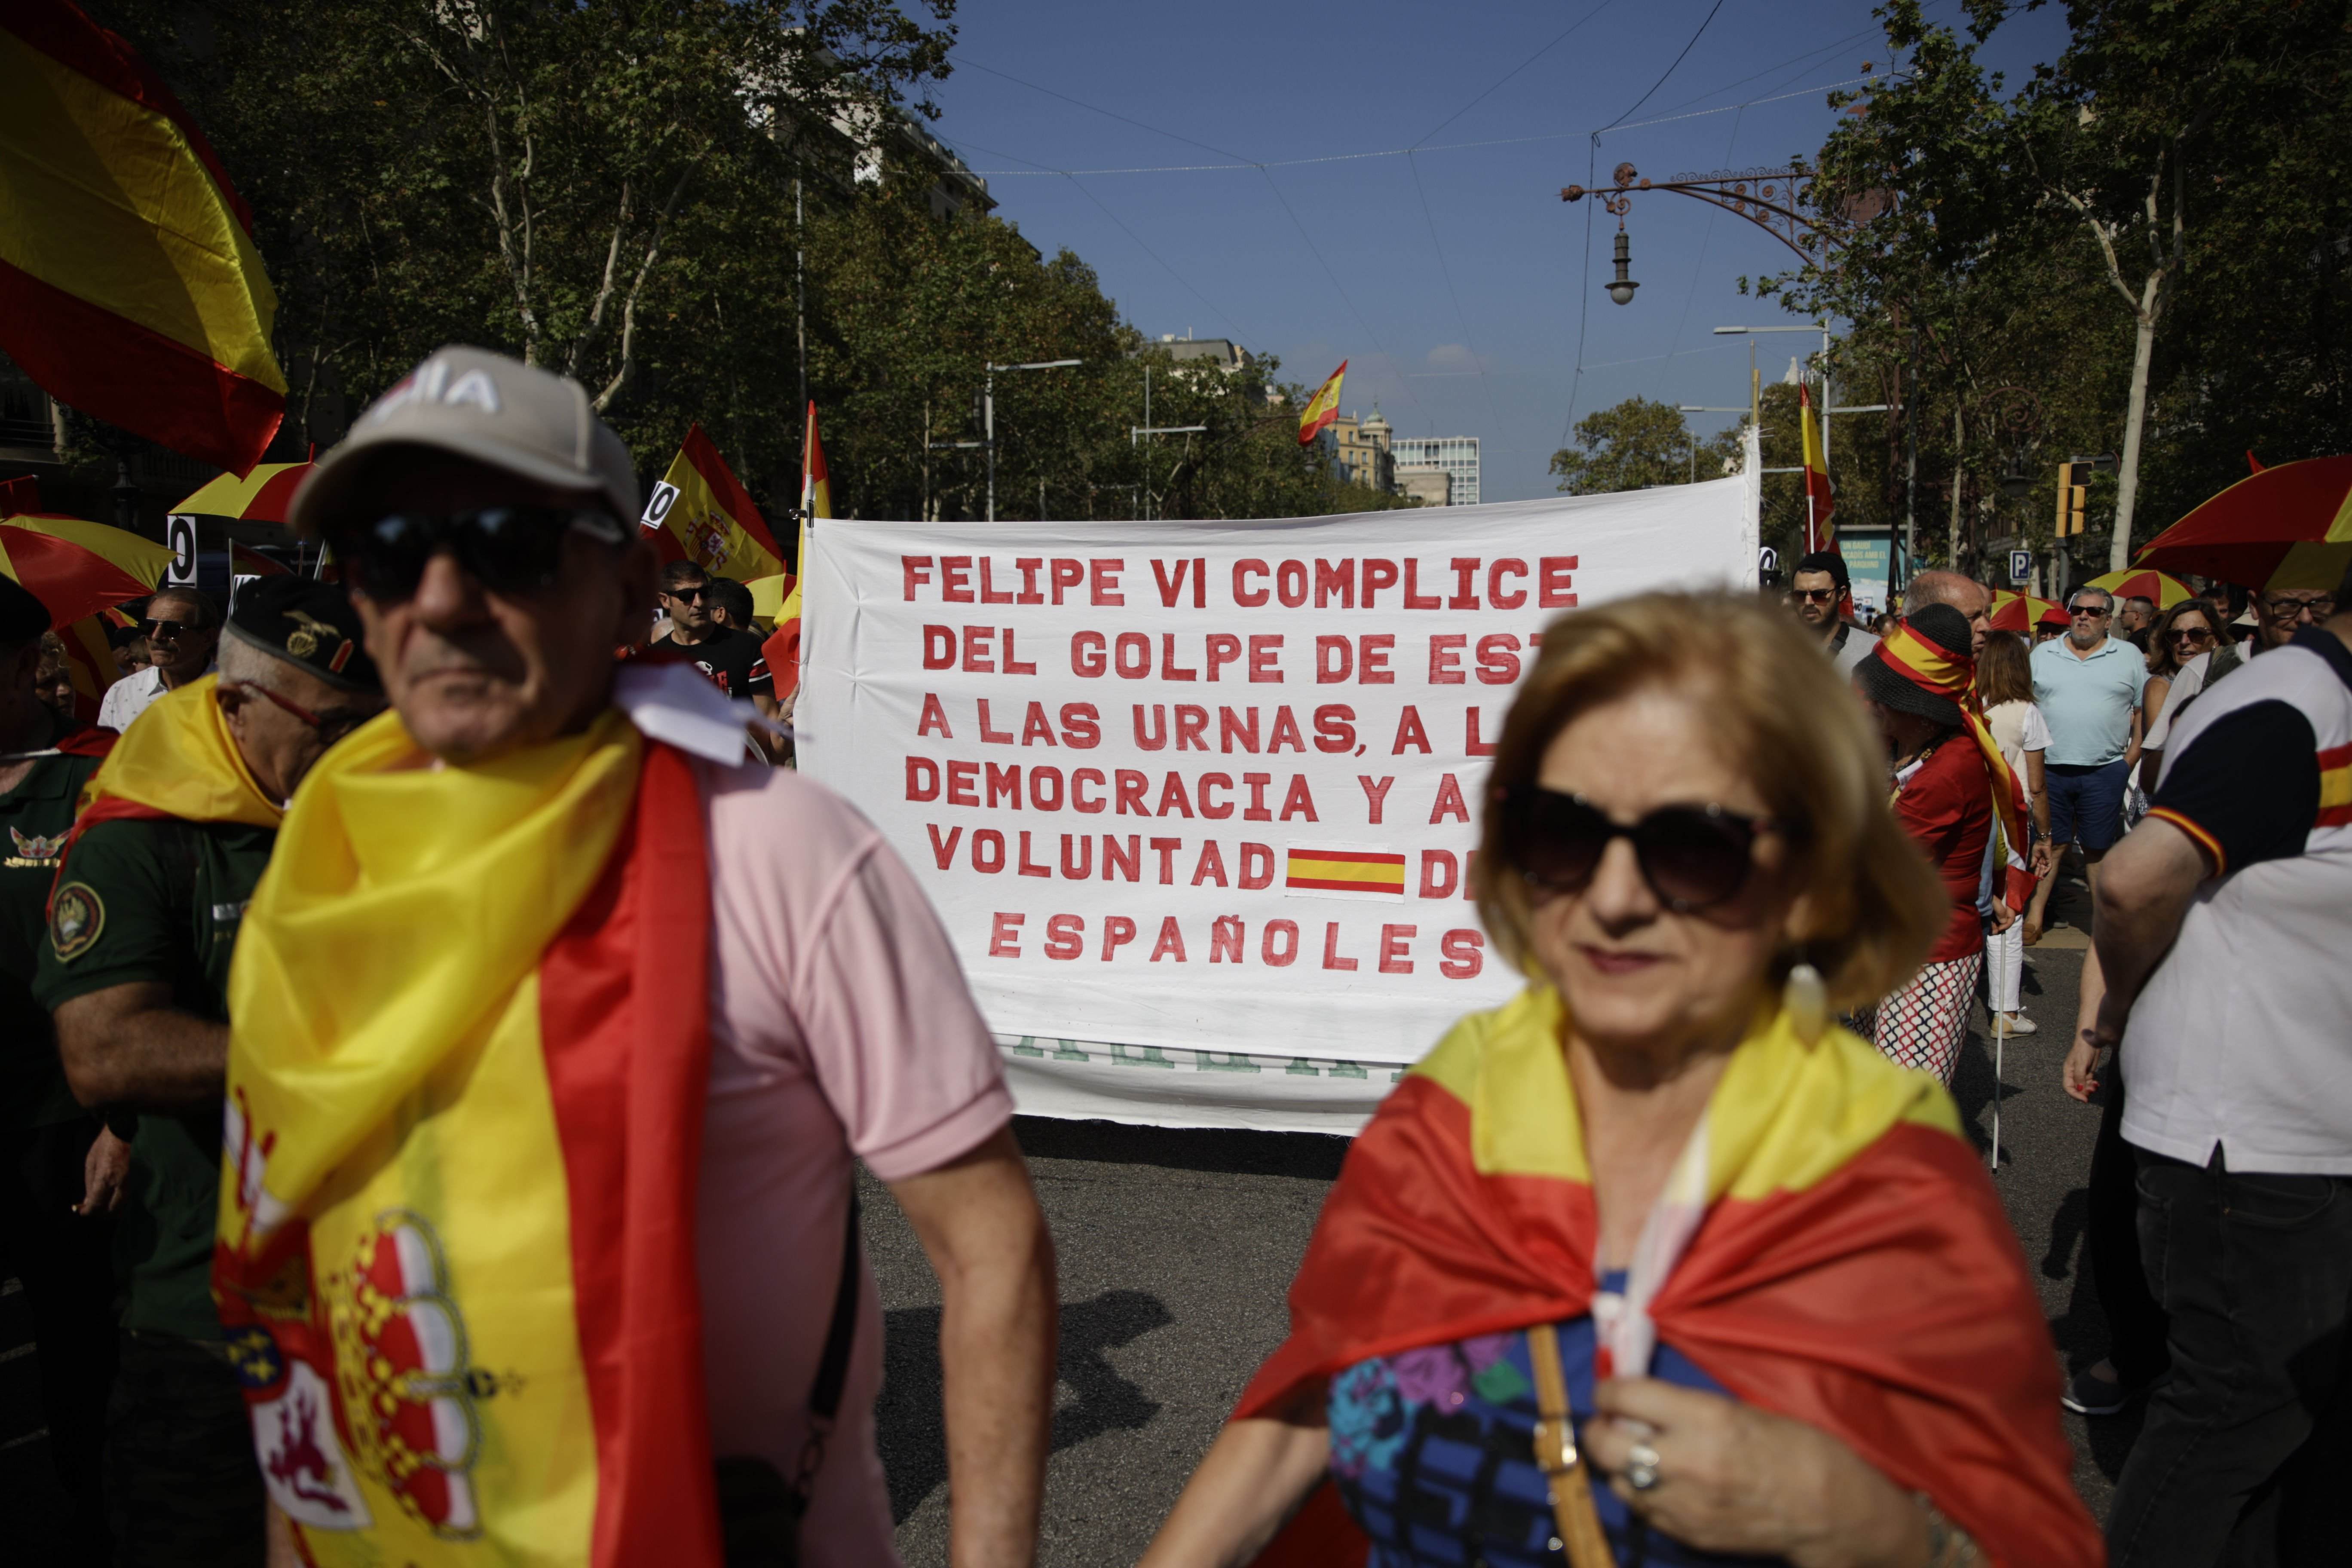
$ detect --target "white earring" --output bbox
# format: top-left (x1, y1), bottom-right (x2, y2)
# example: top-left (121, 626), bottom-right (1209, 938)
top-left (1784, 962), bottom-right (1828, 1045)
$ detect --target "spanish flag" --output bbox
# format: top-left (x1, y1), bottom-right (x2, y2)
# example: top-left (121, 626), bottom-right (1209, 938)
top-left (0, 0), bottom-right (286, 472)
top-left (1284, 845), bottom-right (1404, 897)
top-left (215, 714), bottom-right (722, 1566)
top-left (760, 401), bottom-right (828, 706)
top-left (640, 425), bottom-right (785, 583)
top-left (1, 509), bottom-right (173, 626)
top-left (55, 612), bottom-right (117, 724)
top-left (1236, 986), bottom-right (2100, 1568)
top-left (1798, 379), bottom-right (1835, 554)
top-left (1298, 361), bottom-right (1347, 446)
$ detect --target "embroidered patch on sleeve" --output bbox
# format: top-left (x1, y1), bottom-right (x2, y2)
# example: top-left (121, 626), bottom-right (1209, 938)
top-left (49, 882), bottom-right (105, 962)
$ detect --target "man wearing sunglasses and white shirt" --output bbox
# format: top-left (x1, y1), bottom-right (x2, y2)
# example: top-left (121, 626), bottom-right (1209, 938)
top-left (95, 585), bottom-right (221, 733)
top-left (213, 346), bottom-right (1053, 1568)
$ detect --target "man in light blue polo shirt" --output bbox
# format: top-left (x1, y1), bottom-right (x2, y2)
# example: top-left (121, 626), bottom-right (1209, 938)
top-left (2027, 584), bottom-right (2147, 938)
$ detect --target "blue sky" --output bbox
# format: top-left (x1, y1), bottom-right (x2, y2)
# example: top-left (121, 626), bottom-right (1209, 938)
top-left (923, 0), bottom-right (2069, 503)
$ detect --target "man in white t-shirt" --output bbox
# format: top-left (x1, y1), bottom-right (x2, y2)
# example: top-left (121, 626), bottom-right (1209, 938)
top-left (95, 586), bottom-right (219, 732)
top-left (2087, 578), bottom-right (2352, 1565)
top-left (228, 347), bottom-right (1056, 1567)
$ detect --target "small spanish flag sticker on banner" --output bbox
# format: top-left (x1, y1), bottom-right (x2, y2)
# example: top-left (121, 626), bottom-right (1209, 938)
top-left (1298, 360), bottom-right (1347, 446)
top-left (1285, 844), bottom-right (1406, 898)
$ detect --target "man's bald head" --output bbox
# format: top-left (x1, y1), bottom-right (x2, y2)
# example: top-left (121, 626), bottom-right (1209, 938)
top-left (1906, 570), bottom-right (1992, 656)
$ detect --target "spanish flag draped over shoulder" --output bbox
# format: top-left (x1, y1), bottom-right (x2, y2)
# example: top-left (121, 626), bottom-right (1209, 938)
top-left (1798, 379), bottom-right (1835, 555)
top-left (212, 712), bottom-right (723, 1567)
top-left (761, 401), bottom-right (827, 706)
top-left (55, 675), bottom-right (279, 867)
top-left (1237, 987), bottom-right (2099, 1568)
top-left (0, 0), bottom-right (286, 472)
top-left (640, 424), bottom-right (784, 584)
top-left (1298, 361), bottom-right (1347, 446)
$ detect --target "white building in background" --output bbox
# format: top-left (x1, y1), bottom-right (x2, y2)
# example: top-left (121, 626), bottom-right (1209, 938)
top-left (1392, 436), bottom-right (1480, 507)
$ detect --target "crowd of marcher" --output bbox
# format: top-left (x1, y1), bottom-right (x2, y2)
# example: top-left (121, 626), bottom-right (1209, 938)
top-left (1, 347), bottom-right (2343, 1568)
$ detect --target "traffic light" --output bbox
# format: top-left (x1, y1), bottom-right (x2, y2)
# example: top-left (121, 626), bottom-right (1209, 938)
top-left (2054, 461), bottom-right (2089, 538)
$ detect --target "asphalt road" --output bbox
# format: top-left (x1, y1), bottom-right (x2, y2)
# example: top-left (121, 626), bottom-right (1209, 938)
top-left (869, 929), bottom-right (2130, 1566)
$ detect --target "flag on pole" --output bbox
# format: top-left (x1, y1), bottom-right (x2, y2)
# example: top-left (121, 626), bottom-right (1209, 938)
top-left (1798, 380), bottom-right (1836, 555)
top-left (1298, 361), bottom-right (1347, 446)
top-left (0, 0), bottom-right (286, 472)
top-left (763, 402), bottom-right (828, 707)
top-left (230, 540), bottom-right (289, 578)
top-left (55, 612), bottom-right (117, 724)
top-left (637, 425), bottom-right (785, 582)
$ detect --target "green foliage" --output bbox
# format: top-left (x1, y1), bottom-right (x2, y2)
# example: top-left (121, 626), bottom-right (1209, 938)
top-left (86, 0), bottom-right (1390, 524)
top-left (1764, 0), bottom-right (2352, 583)
top-left (1549, 397), bottom-right (1740, 494)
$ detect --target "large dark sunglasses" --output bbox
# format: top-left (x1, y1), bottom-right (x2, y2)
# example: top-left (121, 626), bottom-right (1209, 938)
top-left (1500, 786), bottom-right (1782, 912)
top-left (329, 507), bottom-right (626, 601)
top-left (137, 617), bottom-right (195, 640)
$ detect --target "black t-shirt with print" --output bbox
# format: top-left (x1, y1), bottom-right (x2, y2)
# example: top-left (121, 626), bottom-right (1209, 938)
top-left (660, 627), bottom-right (773, 701)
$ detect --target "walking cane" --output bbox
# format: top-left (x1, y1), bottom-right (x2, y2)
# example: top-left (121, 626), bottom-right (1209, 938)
top-left (1988, 1009), bottom-right (2004, 1172)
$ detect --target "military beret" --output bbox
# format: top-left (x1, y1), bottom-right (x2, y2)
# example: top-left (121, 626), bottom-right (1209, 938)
top-left (222, 578), bottom-right (381, 693)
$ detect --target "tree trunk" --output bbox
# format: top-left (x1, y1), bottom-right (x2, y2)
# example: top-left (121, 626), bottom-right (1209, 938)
top-left (2110, 280), bottom-right (2160, 570)
top-left (1948, 405), bottom-right (1965, 572)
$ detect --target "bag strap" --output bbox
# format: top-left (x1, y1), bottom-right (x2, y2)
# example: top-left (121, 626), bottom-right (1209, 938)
top-left (1526, 1323), bottom-right (1615, 1568)
top-left (791, 1190), bottom-right (863, 1500)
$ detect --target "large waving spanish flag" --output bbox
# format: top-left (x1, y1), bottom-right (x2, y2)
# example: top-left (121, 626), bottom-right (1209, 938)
top-left (214, 713), bottom-right (721, 1565)
top-left (641, 424), bottom-right (785, 583)
top-left (760, 400), bottom-right (829, 706)
top-left (1798, 379), bottom-right (1835, 555)
top-left (1298, 361), bottom-right (1346, 446)
top-left (1237, 986), bottom-right (2098, 1568)
top-left (0, 0), bottom-right (285, 472)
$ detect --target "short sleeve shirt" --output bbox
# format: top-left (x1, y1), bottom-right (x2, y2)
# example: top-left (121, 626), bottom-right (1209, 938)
top-left (33, 816), bottom-right (277, 1340)
top-left (689, 759), bottom-right (1011, 1567)
top-left (0, 748), bottom-right (105, 1128)
top-left (2122, 629), bottom-right (2352, 1173)
top-left (661, 628), bottom-right (774, 701)
top-left (2030, 636), bottom-right (2148, 766)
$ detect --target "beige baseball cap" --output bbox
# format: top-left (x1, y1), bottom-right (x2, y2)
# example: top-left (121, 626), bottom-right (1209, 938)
top-left (288, 346), bottom-right (638, 535)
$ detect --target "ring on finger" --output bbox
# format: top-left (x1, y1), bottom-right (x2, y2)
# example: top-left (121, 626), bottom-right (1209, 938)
top-left (1624, 1440), bottom-right (1662, 1493)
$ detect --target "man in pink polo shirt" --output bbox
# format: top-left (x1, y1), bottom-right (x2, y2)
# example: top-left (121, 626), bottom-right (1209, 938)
top-left (248, 346), bottom-right (1056, 1567)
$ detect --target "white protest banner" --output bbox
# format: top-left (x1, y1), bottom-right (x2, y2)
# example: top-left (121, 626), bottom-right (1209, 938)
top-left (798, 464), bottom-right (1758, 1131)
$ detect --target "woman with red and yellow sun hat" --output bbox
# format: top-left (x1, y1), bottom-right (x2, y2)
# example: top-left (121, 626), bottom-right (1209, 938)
top-left (1140, 592), bottom-right (2096, 1568)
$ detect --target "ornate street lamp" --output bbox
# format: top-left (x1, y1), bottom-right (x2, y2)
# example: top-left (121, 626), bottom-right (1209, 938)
top-left (1605, 227), bottom-right (1639, 306)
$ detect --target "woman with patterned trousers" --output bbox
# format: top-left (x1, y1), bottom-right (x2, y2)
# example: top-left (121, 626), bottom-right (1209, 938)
top-left (1138, 593), bottom-right (2095, 1568)
top-left (1850, 604), bottom-right (2031, 1085)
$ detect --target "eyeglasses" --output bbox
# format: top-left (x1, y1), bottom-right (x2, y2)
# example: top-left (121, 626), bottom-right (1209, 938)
top-left (327, 506), bottom-right (627, 602)
top-left (2067, 603), bottom-right (2110, 618)
top-left (2167, 624), bottom-right (2216, 645)
top-left (1499, 786), bottom-right (1782, 913)
top-left (2262, 595), bottom-right (2335, 619)
top-left (665, 585), bottom-right (711, 604)
top-left (219, 680), bottom-right (375, 749)
top-left (137, 618), bottom-right (202, 641)
top-left (1790, 588), bottom-right (1838, 603)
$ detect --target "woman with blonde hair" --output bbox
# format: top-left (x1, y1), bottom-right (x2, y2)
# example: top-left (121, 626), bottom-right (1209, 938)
top-left (1975, 631), bottom-right (2050, 1027)
top-left (1140, 592), bottom-right (2096, 1568)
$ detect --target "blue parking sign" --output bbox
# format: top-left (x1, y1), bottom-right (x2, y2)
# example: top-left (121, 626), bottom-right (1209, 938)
top-left (2009, 549), bottom-right (2032, 585)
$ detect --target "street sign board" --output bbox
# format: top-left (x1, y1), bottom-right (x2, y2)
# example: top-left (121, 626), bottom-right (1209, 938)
top-left (165, 514), bottom-right (198, 586)
top-left (2009, 548), bottom-right (2032, 585)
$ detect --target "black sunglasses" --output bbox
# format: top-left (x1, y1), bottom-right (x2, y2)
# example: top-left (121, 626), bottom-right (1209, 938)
top-left (1790, 588), bottom-right (1838, 603)
top-left (329, 506), bottom-right (626, 601)
top-left (1500, 786), bottom-right (1783, 912)
top-left (665, 584), bottom-right (712, 603)
top-left (136, 618), bottom-right (199, 640)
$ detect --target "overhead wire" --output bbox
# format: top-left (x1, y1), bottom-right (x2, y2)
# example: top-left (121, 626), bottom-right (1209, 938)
top-left (1411, 0), bottom-right (1622, 148)
top-left (1596, 0), bottom-right (1730, 134)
